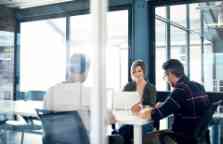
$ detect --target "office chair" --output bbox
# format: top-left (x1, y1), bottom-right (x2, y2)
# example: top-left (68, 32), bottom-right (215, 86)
top-left (143, 100), bottom-right (223, 144)
top-left (36, 109), bottom-right (90, 144)
top-left (25, 90), bottom-right (46, 101)
top-left (16, 91), bottom-right (25, 100)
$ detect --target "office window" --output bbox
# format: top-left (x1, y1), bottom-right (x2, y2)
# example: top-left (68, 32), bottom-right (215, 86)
top-left (0, 31), bottom-right (14, 100)
top-left (203, 40), bottom-right (214, 91)
top-left (155, 19), bottom-right (167, 91)
top-left (20, 18), bottom-right (66, 92)
top-left (155, 1), bottom-right (223, 92)
top-left (190, 4), bottom-right (202, 83)
top-left (107, 10), bottom-right (129, 90)
top-left (70, 10), bottom-right (129, 91)
top-left (170, 26), bottom-right (188, 74)
top-left (170, 5), bottom-right (186, 27)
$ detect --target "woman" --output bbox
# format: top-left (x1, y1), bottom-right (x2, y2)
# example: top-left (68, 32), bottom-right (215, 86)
top-left (119, 59), bottom-right (156, 144)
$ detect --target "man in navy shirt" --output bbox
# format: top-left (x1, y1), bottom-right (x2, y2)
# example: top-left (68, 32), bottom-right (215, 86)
top-left (137, 59), bottom-right (210, 144)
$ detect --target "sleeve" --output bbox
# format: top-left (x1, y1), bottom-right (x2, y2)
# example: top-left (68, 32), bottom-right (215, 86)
top-left (151, 88), bottom-right (184, 121)
top-left (142, 83), bottom-right (156, 106)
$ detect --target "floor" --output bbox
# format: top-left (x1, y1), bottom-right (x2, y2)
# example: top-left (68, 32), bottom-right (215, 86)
top-left (0, 131), bottom-right (42, 144)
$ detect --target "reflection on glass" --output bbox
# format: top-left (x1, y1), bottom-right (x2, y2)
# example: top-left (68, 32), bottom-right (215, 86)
top-left (0, 31), bottom-right (14, 100)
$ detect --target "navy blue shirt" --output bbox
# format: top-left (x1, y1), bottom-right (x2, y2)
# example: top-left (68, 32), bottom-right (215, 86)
top-left (151, 76), bottom-right (210, 136)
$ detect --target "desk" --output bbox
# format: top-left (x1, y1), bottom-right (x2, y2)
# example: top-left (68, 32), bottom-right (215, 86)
top-left (114, 111), bottom-right (149, 144)
top-left (0, 100), bottom-right (43, 117)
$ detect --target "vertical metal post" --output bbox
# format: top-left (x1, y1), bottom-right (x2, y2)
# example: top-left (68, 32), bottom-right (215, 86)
top-left (200, 10), bottom-right (204, 83)
top-left (14, 19), bottom-right (21, 100)
top-left (166, 6), bottom-right (170, 60)
top-left (90, 0), bottom-right (108, 144)
top-left (65, 16), bottom-right (70, 80)
top-left (186, 4), bottom-right (190, 77)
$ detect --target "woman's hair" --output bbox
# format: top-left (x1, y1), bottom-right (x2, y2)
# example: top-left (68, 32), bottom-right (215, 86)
top-left (69, 53), bottom-right (90, 74)
top-left (162, 59), bottom-right (184, 77)
top-left (131, 59), bottom-right (145, 74)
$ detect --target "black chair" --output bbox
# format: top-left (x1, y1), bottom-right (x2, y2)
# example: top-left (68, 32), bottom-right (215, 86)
top-left (36, 109), bottom-right (90, 144)
top-left (192, 100), bottom-right (222, 144)
top-left (25, 90), bottom-right (46, 101)
top-left (143, 100), bottom-right (223, 144)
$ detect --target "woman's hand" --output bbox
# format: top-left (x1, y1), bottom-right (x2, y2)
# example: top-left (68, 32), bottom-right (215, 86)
top-left (131, 102), bottom-right (142, 113)
top-left (136, 107), bottom-right (152, 120)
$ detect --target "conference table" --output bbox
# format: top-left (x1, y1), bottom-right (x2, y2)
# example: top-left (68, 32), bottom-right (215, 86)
top-left (114, 110), bottom-right (150, 144)
top-left (114, 111), bottom-right (223, 144)
top-left (0, 100), bottom-right (43, 117)
top-left (0, 100), bottom-right (148, 144)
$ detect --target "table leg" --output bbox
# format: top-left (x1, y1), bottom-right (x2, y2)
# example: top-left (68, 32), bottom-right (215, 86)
top-left (210, 124), bottom-right (221, 144)
top-left (134, 125), bottom-right (142, 144)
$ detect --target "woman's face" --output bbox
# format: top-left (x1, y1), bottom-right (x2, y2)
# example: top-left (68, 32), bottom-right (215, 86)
top-left (131, 66), bottom-right (145, 82)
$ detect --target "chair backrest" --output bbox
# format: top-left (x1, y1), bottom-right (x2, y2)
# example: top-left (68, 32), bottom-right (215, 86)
top-left (36, 109), bottom-right (89, 144)
top-left (194, 100), bottom-right (223, 142)
top-left (26, 90), bottom-right (46, 101)
top-left (16, 91), bottom-right (25, 100)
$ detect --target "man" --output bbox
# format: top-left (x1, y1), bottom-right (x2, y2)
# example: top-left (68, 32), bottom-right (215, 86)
top-left (44, 53), bottom-right (91, 127)
top-left (137, 59), bottom-right (210, 144)
top-left (44, 53), bottom-right (123, 144)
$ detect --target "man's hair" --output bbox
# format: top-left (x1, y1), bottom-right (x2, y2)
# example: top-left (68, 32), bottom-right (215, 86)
top-left (162, 59), bottom-right (184, 77)
top-left (69, 54), bottom-right (90, 74)
top-left (131, 59), bottom-right (145, 74)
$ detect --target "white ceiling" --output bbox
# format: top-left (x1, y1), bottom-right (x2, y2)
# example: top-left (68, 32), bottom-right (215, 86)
top-left (0, 0), bottom-right (73, 9)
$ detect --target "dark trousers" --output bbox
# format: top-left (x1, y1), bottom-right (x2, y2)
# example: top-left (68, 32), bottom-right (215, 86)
top-left (118, 124), bottom-right (154, 144)
top-left (109, 135), bottom-right (124, 144)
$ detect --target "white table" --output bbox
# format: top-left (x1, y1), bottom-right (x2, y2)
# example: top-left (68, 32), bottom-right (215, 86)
top-left (0, 100), bottom-right (43, 117)
top-left (114, 111), bottom-right (149, 144)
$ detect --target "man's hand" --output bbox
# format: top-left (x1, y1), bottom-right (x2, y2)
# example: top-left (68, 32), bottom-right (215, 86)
top-left (136, 107), bottom-right (152, 120)
top-left (155, 102), bottom-right (162, 108)
top-left (131, 102), bottom-right (142, 114)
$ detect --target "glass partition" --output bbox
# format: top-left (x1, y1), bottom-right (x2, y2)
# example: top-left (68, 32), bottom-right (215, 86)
top-left (0, 31), bottom-right (14, 100)
top-left (155, 1), bottom-right (223, 93)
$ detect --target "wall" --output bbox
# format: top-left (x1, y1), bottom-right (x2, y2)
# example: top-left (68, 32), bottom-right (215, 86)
top-left (0, 6), bottom-right (16, 32)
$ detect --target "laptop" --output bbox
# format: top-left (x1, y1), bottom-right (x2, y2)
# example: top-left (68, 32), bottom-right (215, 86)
top-left (112, 91), bottom-right (140, 110)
